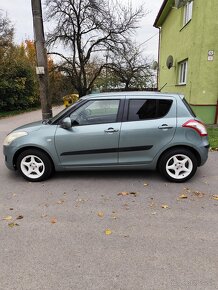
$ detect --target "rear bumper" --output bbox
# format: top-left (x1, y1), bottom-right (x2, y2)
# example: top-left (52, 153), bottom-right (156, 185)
top-left (197, 144), bottom-right (209, 166)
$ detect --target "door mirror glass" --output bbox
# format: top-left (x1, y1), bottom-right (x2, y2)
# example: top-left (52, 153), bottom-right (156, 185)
top-left (60, 117), bottom-right (72, 129)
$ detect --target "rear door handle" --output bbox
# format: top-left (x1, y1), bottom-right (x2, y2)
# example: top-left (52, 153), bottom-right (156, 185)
top-left (104, 127), bottom-right (119, 133)
top-left (158, 124), bottom-right (173, 129)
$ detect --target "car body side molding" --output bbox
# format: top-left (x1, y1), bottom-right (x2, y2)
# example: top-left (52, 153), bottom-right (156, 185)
top-left (60, 145), bottom-right (153, 156)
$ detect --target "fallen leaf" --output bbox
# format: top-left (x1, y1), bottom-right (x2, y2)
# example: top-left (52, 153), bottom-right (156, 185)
top-left (105, 229), bottom-right (112, 235)
top-left (118, 192), bottom-right (129, 196)
top-left (193, 191), bottom-right (205, 198)
top-left (212, 195), bottom-right (218, 201)
top-left (144, 183), bottom-right (149, 186)
top-left (57, 200), bottom-right (64, 204)
top-left (50, 217), bottom-right (57, 224)
top-left (16, 215), bottom-right (24, 220)
top-left (129, 192), bottom-right (138, 197)
top-left (97, 211), bottom-right (104, 218)
top-left (111, 211), bottom-right (118, 219)
top-left (8, 222), bottom-right (19, 228)
top-left (161, 204), bottom-right (169, 209)
top-left (3, 215), bottom-right (12, 221)
top-left (77, 198), bottom-right (87, 203)
top-left (41, 214), bottom-right (48, 218)
top-left (203, 181), bottom-right (209, 185)
top-left (179, 194), bottom-right (188, 199)
top-left (210, 147), bottom-right (218, 152)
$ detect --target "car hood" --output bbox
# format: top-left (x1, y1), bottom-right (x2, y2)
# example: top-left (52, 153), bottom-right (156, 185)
top-left (12, 121), bottom-right (44, 133)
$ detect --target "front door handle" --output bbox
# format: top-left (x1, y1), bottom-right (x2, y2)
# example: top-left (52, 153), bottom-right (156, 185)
top-left (104, 127), bottom-right (119, 133)
top-left (158, 124), bottom-right (173, 129)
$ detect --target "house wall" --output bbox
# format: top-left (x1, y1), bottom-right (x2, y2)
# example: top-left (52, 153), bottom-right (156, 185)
top-left (158, 0), bottom-right (218, 124)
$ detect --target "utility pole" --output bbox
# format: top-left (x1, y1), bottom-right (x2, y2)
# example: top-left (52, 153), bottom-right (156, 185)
top-left (31, 0), bottom-right (52, 120)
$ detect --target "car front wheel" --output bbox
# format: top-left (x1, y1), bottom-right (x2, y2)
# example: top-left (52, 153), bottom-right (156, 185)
top-left (159, 148), bottom-right (198, 182)
top-left (17, 149), bottom-right (53, 182)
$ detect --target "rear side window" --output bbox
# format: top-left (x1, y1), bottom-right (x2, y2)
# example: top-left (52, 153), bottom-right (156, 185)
top-left (182, 98), bottom-right (196, 117)
top-left (128, 99), bottom-right (173, 121)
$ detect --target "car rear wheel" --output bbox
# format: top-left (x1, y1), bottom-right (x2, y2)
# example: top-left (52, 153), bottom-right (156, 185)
top-left (17, 149), bottom-right (53, 182)
top-left (159, 148), bottom-right (198, 182)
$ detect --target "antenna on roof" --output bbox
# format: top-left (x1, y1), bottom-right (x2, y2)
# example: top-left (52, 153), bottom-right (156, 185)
top-left (159, 83), bottom-right (168, 92)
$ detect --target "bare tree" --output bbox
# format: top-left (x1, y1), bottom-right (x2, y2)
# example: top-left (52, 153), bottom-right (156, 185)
top-left (0, 12), bottom-right (14, 48)
top-left (107, 42), bottom-right (154, 90)
top-left (45, 0), bottom-right (144, 97)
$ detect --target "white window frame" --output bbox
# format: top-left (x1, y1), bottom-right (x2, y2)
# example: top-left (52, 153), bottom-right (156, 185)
top-left (178, 60), bottom-right (188, 85)
top-left (184, 1), bottom-right (193, 25)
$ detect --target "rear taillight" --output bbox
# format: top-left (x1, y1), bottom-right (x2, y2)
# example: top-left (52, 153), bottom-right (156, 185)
top-left (182, 120), bottom-right (208, 136)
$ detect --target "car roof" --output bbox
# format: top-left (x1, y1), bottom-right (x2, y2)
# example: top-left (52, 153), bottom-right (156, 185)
top-left (81, 91), bottom-right (184, 100)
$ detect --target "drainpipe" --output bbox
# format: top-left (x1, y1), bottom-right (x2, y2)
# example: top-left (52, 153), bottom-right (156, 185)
top-left (157, 27), bottom-right (161, 91)
top-left (215, 100), bottom-right (218, 124)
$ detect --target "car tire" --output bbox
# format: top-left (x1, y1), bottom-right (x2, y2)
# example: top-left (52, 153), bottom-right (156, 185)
top-left (158, 148), bottom-right (198, 183)
top-left (17, 149), bottom-right (53, 182)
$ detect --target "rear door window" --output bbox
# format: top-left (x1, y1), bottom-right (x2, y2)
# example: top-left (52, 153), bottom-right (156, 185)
top-left (128, 99), bottom-right (173, 121)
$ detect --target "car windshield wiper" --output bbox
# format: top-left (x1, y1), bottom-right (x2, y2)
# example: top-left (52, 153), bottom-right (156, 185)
top-left (42, 118), bottom-right (52, 125)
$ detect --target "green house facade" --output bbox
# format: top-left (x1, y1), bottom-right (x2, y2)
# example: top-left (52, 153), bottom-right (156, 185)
top-left (154, 0), bottom-right (218, 124)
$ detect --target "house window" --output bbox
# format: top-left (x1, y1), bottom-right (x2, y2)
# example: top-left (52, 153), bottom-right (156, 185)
top-left (184, 1), bottom-right (193, 25)
top-left (178, 60), bottom-right (188, 85)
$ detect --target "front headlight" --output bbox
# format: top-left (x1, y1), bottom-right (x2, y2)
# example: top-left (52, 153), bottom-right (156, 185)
top-left (3, 131), bottom-right (28, 146)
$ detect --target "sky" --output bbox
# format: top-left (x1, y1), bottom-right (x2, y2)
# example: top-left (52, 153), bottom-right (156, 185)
top-left (0, 0), bottom-right (163, 60)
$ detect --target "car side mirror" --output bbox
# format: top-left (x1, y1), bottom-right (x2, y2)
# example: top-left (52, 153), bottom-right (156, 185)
top-left (60, 117), bottom-right (72, 129)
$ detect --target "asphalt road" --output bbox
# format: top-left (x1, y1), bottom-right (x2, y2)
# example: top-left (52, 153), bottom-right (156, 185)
top-left (0, 108), bottom-right (218, 290)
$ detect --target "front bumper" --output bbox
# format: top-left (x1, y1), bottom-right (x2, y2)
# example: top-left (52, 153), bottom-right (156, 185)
top-left (3, 145), bottom-right (16, 171)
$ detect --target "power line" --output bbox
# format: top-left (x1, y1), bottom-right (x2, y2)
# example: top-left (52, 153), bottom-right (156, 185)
top-left (141, 32), bottom-right (159, 45)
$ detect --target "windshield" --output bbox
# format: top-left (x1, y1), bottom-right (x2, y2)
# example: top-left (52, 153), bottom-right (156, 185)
top-left (50, 99), bottom-right (83, 124)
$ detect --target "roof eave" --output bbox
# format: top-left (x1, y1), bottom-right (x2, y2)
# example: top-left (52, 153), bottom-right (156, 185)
top-left (154, 0), bottom-right (174, 28)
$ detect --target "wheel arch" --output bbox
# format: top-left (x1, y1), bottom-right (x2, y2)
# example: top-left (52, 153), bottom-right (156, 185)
top-left (157, 145), bottom-right (201, 170)
top-left (13, 146), bottom-right (55, 170)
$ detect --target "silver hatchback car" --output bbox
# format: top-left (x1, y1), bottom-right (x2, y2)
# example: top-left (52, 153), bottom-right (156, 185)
top-left (3, 92), bottom-right (209, 182)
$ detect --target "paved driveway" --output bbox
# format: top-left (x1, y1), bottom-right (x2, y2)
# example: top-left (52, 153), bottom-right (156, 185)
top-left (0, 108), bottom-right (218, 290)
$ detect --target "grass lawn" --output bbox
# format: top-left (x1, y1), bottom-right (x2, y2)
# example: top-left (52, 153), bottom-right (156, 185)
top-left (207, 127), bottom-right (218, 149)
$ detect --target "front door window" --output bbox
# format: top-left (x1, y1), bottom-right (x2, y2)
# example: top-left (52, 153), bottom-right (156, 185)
top-left (70, 99), bottom-right (120, 126)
